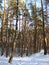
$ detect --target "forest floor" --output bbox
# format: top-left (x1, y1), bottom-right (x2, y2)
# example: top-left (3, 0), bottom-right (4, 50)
top-left (0, 50), bottom-right (49, 65)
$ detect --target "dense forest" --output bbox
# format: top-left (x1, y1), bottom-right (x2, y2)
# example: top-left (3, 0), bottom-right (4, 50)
top-left (0, 0), bottom-right (49, 63)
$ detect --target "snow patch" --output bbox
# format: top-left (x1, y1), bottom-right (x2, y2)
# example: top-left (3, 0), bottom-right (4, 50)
top-left (0, 50), bottom-right (49, 65)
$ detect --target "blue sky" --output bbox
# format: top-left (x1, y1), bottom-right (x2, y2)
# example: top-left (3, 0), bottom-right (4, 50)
top-left (23, 0), bottom-right (41, 7)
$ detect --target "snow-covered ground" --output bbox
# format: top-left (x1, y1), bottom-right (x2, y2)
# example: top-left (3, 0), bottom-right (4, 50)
top-left (0, 50), bottom-right (49, 65)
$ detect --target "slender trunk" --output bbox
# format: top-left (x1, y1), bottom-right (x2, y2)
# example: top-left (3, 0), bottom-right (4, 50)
top-left (9, 0), bottom-right (18, 63)
top-left (41, 0), bottom-right (47, 55)
top-left (6, 8), bottom-right (9, 57)
top-left (33, 0), bottom-right (37, 53)
top-left (1, 0), bottom-right (6, 56)
top-left (34, 29), bottom-right (36, 52)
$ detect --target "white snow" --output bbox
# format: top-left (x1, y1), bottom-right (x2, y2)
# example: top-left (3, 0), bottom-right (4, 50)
top-left (0, 50), bottom-right (49, 65)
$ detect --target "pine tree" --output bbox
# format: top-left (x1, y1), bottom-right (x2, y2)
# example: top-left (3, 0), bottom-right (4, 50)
top-left (41, 0), bottom-right (47, 55)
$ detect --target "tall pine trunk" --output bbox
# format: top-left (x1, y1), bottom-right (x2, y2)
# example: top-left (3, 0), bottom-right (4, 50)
top-left (41, 0), bottom-right (47, 55)
top-left (9, 0), bottom-right (18, 63)
top-left (33, 0), bottom-right (37, 53)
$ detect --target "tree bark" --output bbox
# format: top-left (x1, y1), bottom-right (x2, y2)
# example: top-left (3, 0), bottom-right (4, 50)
top-left (41, 0), bottom-right (47, 55)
